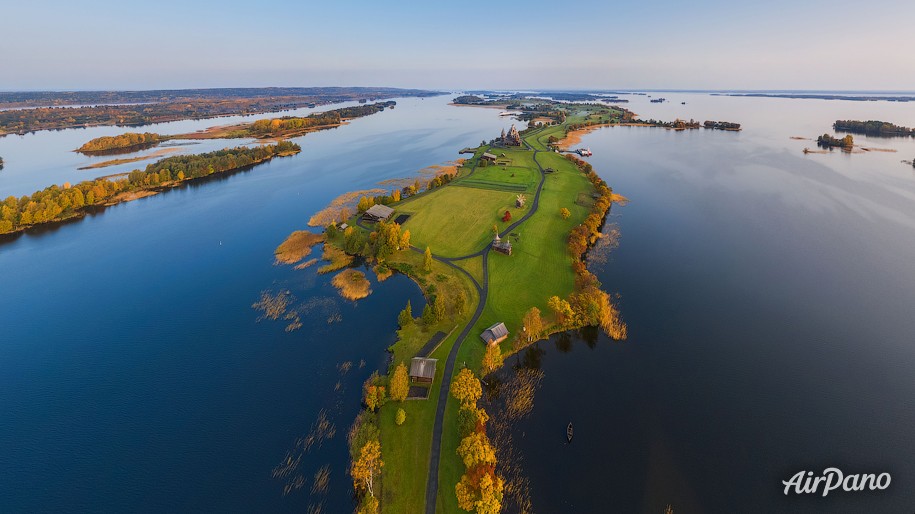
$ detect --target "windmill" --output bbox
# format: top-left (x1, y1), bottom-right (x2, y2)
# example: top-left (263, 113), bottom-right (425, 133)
top-left (516, 193), bottom-right (526, 208)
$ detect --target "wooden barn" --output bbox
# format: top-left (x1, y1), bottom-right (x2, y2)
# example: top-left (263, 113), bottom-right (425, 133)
top-left (410, 357), bottom-right (437, 384)
top-left (480, 322), bottom-right (509, 345)
top-left (481, 152), bottom-right (497, 162)
top-left (362, 204), bottom-right (395, 223)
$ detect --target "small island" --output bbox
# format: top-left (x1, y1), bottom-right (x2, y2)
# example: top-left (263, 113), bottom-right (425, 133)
top-left (704, 120), bottom-right (742, 131)
top-left (833, 120), bottom-right (915, 137)
top-left (816, 133), bottom-right (854, 149)
top-left (77, 132), bottom-right (165, 154)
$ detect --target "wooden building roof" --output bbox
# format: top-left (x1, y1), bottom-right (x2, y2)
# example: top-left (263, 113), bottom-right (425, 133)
top-left (410, 357), bottom-right (438, 380)
top-left (480, 322), bottom-right (509, 343)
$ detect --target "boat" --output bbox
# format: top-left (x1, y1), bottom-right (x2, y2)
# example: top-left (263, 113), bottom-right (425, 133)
top-left (567, 422), bottom-right (573, 442)
top-left (576, 148), bottom-right (592, 157)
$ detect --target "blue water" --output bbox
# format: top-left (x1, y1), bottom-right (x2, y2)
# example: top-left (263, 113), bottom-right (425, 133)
top-left (0, 95), bottom-right (507, 512)
top-left (494, 93), bottom-right (915, 513)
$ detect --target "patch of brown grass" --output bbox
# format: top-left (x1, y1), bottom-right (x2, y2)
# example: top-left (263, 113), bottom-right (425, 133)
top-left (331, 269), bottom-right (372, 300)
top-left (78, 147), bottom-right (179, 170)
top-left (559, 124), bottom-right (611, 150)
top-left (275, 231), bottom-right (325, 264)
top-left (317, 246), bottom-right (354, 274)
top-left (294, 258), bottom-right (319, 270)
top-left (308, 188), bottom-right (387, 227)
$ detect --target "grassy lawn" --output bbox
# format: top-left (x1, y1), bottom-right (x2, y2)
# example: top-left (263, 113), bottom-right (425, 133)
top-left (379, 249), bottom-right (479, 513)
top-left (399, 186), bottom-right (522, 258)
top-left (435, 139), bottom-right (594, 512)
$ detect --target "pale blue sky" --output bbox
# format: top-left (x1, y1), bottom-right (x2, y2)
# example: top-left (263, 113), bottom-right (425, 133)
top-left (2, 0), bottom-right (913, 90)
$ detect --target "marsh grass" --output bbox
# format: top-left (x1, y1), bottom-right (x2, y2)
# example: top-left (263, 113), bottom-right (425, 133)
top-left (331, 269), bottom-right (372, 300)
top-left (275, 231), bottom-right (325, 264)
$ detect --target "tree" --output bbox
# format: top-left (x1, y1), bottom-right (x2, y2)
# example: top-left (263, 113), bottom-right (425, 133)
top-left (547, 296), bottom-right (574, 327)
top-left (560, 207), bottom-right (571, 219)
top-left (398, 300), bottom-right (413, 328)
top-left (451, 368), bottom-right (482, 407)
top-left (400, 229), bottom-right (411, 249)
top-left (521, 307), bottom-right (543, 343)
top-left (395, 408), bottom-right (406, 426)
top-left (423, 246), bottom-right (433, 272)
top-left (351, 439), bottom-right (383, 497)
top-left (422, 303), bottom-right (436, 325)
top-left (453, 288), bottom-right (467, 315)
top-left (457, 432), bottom-right (497, 468)
top-left (481, 343), bottom-right (503, 375)
top-left (431, 296), bottom-right (446, 323)
top-left (391, 189), bottom-right (401, 202)
top-left (390, 362), bottom-right (409, 402)
top-left (363, 384), bottom-right (386, 412)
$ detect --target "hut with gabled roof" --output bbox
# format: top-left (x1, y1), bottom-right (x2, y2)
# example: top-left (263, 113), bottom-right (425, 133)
top-left (480, 322), bottom-right (509, 345)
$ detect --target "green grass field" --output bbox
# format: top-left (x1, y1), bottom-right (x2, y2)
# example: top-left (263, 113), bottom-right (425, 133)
top-left (399, 186), bottom-right (522, 258)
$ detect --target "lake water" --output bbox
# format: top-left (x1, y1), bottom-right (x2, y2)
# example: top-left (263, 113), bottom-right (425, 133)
top-left (0, 96), bottom-right (508, 512)
top-left (2, 92), bottom-right (915, 513)
top-left (491, 93), bottom-right (915, 513)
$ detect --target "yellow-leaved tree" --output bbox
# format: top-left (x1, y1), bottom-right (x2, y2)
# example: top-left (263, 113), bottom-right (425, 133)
top-left (390, 362), bottom-right (409, 402)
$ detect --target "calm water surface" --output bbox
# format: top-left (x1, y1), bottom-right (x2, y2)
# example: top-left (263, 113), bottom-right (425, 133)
top-left (0, 96), bottom-right (507, 512)
top-left (494, 93), bottom-right (915, 513)
top-left (2, 92), bottom-right (915, 512)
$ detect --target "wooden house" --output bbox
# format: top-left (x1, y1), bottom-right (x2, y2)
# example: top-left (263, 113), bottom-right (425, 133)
top-left (480, 322), bottom-right (509, 345)
top-left (362, 204), bottom-right (395, 223)
top-left (481, 152), bottom-right (498, 162)
top-left (410, 357), bottom-right (437, 384)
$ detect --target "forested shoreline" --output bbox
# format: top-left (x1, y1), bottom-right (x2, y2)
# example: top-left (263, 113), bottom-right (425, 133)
top-left (0, 142), bottom-right (299, 235)
top-left (0, 88), bottom-right (435, 135)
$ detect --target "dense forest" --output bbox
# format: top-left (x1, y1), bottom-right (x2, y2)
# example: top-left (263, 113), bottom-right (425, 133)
top-left (833, 120), bottom-right (915, 137)
top-left (77, 132), bottom-right (165, 153)
top-left (629, 117), bottom-right (701, 129)
top-left (0, 142), bottom-right (299, 234)
top-left (817, 134), bottom-right (854, 149)
top-left (244, 102), bottom-right (396, 137)
top-left (0, 88), bottom-right (436, 135)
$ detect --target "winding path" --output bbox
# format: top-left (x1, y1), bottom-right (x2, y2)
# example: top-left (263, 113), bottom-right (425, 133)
top-left (422, 139), bottom-right (547, 513)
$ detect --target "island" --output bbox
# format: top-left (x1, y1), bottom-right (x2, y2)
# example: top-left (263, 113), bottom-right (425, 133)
top-left (76, 132), bottom-right (165, 154)
top-left (0, 87), bottom-right (439, 136)
top-left (704, 120), bottom-right (742, 131)
top-left (816, 133), bottom-right (854, 149)
top-left (74, 101), bottom-right (398, 155)
top-left (282, 101), bottom-right (627, 513)
top-left (0, 156), bottom-right (4, 170)
top-left (833, 120), bottom-right (915, 137)
top-left (0, 142), bottom-right (300, 235)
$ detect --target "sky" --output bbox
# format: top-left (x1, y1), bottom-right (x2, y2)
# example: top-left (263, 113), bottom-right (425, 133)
top-left (2, 0), bottom-right (914, 91)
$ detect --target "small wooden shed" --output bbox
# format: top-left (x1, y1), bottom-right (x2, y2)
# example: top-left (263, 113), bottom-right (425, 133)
top-left (480, 322), bottom-right (509, 345)
top-left (410, 357), bottom-right (437, 384)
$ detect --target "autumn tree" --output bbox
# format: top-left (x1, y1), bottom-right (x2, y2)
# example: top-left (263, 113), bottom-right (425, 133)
top-left (451, 368), bottom-right (482, 407)
top-left (481, 343), bottom-right (503, 375)
top-left (547, 296), bottom-right (574, 327)
top-left (400, 229), bottom-right (411, 249)
top-left (390, 362), bottom-right (409, 402)
top-left (560, 207), bottom-right (571, 219)
top-left (521, 307), bottom-right (543, 343)
top-left (424, 246), bottom-right (433, 272)
top-left (395, 408), bottom-right (406, 426)
top-left (363, 382), bottom-right (387, 412)
top-left (351, 439), bottom-right (383, 498)
top-left (457, 432), bottom-right (497, 468)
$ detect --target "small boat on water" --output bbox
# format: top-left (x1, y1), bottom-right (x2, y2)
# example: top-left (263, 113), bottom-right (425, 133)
top-left (567, 422), bottom-right (573, 442)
